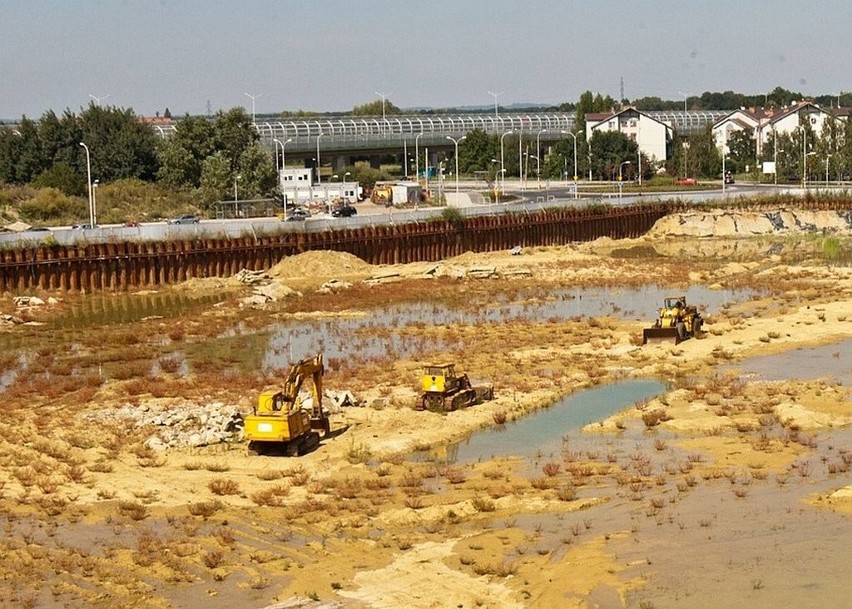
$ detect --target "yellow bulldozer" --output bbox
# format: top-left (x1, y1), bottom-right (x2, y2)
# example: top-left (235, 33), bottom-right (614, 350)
top-left (417, 363), bottom-right (494, 412)
top-left (643, 296), bottom-right (704, 345)
top-left (243, 353), bottom-right (331, 456)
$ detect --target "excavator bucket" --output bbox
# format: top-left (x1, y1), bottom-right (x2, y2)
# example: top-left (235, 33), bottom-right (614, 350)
top-left (642, 327), bottom-right (682, 345)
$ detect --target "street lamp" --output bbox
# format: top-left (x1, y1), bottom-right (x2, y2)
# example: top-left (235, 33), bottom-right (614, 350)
top-left (446, 135), bottom-right (466, 202)
top-left (825, 154), bottom-right (832, 184)
top-left (234, 174), bottom-right (241, 202)
top-left (415, 132), bottom-right (424, 180)
top-left (488, 90), bottom-right (502, 118)
top-left (280, 138), bottom-right (293, 169)
top-left (561, 130), bottom-right (579, 198)
top-left (619, 160), bottom-right (631, 200)
top-left (500, 130), bottom-right (513, 199)
top-left (795, 125), bottom-right (807, 189)
top-left (530, 154), bottom-right (541, 190)
top-left (93, 180), bottom-right (99, 225)
top-left (273, 138), bottom-right (284, 171)
top-left (678, 91), bottom-right (688, 113)
top-left (805, 151), bottom-right (816, 189)
top-left (721, 148), bottom-right (727, 195)
top-left (316, 133), bottom-right (324, 184)
top-left (244, 92), bottom-right (262, 124)
top-left (79, 142), bottom-right (94, 227)
top-left (536, 129), bottom-right (545, 190)
top-left (88, 93), bottom-right (111, 107)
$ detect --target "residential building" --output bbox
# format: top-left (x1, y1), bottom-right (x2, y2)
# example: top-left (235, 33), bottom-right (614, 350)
top-left (585, 107), bottom-right (673, 164)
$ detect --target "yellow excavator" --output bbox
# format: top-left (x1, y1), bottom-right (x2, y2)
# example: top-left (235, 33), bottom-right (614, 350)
top-left (417, 363), bottom-right (494, 412)
top-left (243, 353), bottom-right (331, 456)
top-left (643, 296), bottom-right (704, 345)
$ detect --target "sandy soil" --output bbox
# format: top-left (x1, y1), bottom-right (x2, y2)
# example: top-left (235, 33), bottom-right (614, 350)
top-left (0, 208), bottom-right (850, 609)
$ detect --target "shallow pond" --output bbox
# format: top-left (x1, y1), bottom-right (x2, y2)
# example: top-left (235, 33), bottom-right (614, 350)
top-left (416, 379), bottom-right (667, 465)
top-left (725, 338), bottom-right (852, 386)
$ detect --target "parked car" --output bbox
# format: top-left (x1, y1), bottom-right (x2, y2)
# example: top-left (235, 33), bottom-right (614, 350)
top-left (284, 208), bottom-right (311, 221)
top-left (167, 214), bottom-right (200, 225)
top-left (71, 223), bottom-right (98, 230)
top-left (675, 177), bottom-right (697, 186)
top-left (331, 205), bottom-right (358, 218)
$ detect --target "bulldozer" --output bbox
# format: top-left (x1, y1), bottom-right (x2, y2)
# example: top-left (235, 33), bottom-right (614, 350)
top-left (417, 363), bottom-right (494, 412)
top-left (243, 353), bottom-right (331, 456)
top-left (643, 296), bottom-right (704, 345)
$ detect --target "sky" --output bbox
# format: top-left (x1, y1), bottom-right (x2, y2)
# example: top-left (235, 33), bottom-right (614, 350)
top-left (1, 0), bottom-right (850, 120)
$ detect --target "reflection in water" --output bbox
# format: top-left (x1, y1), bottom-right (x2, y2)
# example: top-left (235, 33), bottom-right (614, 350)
top-left (53, 292), bottom-right (225, 329)
top-left (414, 379), bottom-right (667, 465)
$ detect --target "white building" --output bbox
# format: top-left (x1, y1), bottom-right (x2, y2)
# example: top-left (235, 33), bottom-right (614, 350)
top-left (712, 100), bottom-right (849, 156)
top-left (279, 168), bottom-right (361, 205)
top-left (585, 107), bottom-right (673, 164)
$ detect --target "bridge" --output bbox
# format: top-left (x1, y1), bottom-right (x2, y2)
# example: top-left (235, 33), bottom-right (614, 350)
top-left (154, 110), bottom-right (728, 169)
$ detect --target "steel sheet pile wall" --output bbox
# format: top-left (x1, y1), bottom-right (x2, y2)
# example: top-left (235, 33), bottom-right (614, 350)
top-left (0, 205), bottom-right (667, 293)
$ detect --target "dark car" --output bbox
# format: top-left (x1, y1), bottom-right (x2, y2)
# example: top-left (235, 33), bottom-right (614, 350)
top-left (331, 205), bottom-right (357, 218)
top-left (167, 214), bottom-right (200, 225)
top-left (71, 223), bottom-right (98, 230)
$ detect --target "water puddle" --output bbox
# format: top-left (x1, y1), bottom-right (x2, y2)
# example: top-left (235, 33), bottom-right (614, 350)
top-left (416, 379), bottom-right (667, 465)
top-left (263, 286), bottom-right (756, 371)
top-left (724, 338), bottom-right (852, 386)
top-left (52, 292), bottom-right (224, 329)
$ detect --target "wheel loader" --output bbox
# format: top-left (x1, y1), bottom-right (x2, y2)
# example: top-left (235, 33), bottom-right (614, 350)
top-left (643, 296), bottom-right (704, 345)
top-left (243, 353), bottom-right (331, 456)
top-left (417, 363), bottom-right (494, 412)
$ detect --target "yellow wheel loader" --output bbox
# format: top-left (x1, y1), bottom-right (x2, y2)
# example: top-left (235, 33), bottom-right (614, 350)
top-left (243, 353), bottom-right (331, 456)
top-left (417, 363), bottom-right (494, 412)
top-left (643, 296), bottom-right (704, 345)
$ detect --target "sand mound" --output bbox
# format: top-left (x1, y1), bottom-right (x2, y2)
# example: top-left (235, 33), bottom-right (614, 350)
top-left (268, 250), bottom-right (372, 279)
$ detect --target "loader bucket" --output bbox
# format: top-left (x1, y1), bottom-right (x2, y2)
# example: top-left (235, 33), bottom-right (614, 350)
top-left (642, 327), bottom-right (682, 345)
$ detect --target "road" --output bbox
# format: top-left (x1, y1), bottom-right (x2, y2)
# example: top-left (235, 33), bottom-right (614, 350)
top-left (0, 183), bottom-right (824, 248)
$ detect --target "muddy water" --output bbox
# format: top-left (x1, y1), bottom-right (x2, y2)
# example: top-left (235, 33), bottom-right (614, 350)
top-left (724, 338), bottom-right (852, 386)
top-left (263, 285), bottom-right (755, 371)
top-left (426, 379), bottom-right (667, 464)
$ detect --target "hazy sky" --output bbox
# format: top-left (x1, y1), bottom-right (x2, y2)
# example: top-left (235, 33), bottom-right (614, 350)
top-left (1, 0), bottom-right (849, 119)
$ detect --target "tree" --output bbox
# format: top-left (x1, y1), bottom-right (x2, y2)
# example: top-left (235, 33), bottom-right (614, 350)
top-left (456, 129), bottom-right (497, 175)
top-left (236, 143), bottom-right (277, 198)
top-left (588, 131), bottom-right (637, 180)
top-left (157, 114), bottom-right (217, 187)
top-left (213, 107), bottom-right (258, 173)
top-left (352, 99), bottom-right (401, 116)
top-left (199, 152), bottom-right (232, 204)
top-left (78, 104), bottom-right (159, 181)
top-left (727, 128), bottom-right (756, 174)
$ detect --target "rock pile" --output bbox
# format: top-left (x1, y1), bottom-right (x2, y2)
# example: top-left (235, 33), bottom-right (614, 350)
top-left (84, 400), bottom-right (244, 451)
top-left (649, 209), bottom-right (852, 238)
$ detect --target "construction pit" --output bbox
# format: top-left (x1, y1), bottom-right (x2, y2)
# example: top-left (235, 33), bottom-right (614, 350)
top-left (0, 207), bottom-right (851, 609)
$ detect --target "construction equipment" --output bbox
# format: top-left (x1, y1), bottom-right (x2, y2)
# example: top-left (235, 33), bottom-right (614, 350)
top-left (417, 363), bottom-right (494, 412)
top-left (643, 296), bottom-right (704, 345)
top-left (370, 182), bottom-right (394, 206)
top-left (243, 353), bottom-right (331, 456)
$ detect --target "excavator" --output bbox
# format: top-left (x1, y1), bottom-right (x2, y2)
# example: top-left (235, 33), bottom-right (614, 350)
top-left (243, 353), bottom-right (331, 456)
top-left (642, 296), bottom-right (704, 345)
top-left (417, 363), bottom-right (494, 412)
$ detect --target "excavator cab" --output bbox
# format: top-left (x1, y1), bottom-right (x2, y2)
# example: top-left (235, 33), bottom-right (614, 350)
top-left (244, 353), bottom-right (330, 456)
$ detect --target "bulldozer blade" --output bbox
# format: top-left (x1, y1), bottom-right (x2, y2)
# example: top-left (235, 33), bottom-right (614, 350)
top-left (642, 328), bottom-right (681, 345)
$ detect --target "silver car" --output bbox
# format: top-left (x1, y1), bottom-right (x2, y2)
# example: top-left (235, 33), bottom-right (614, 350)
top-left (167, 214), bottom-right (200, 225)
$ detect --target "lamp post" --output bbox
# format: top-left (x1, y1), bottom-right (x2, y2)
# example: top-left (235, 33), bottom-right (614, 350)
top-left (280, 138), bottom-right (293, 169)
top-left (344, 171), bottom-right (352, 200)
top-left (415, 132), bottom-right (424, 180)
top-left (825, 154), bottom-right (832, 184)
top-left (796, 125), bottom-right (807, 189)
top-left (535, 129), bottom-right (544, 190)
top-left (88, 93), bottom-right (111, 107)
top-left (619, 160), bottom-right (631, 200)
top-left (561, 130), bottom-right (578, 198)
top-left (273, 138), bottom-right (284, 171)
top-left (316, 133), bottom-right (324, 184)
top-left (530, 154), bottom-right (541, 190)
top-left (490, 159), bottom-right (499, 204)
top-left (487, 90), bottom-right (502, 117)
top-left (79, 142), bottom-right (94, 227)
top-left (446, 135), bottom-right (466, 201)
top-left (721, 148), bottom-right (727, 195)
top-left (500, 130), bottom-right (513, 199)
top-left (244, 92), bottom-right (262, 124)
top-left (805, 151), bottom-right (816, 189)
top-left (93, 180), bottom-right (99, 225)
top-left (234, 174), bottom-right (240, 202)
top-left (678, 91), bottom-right (688, 113)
